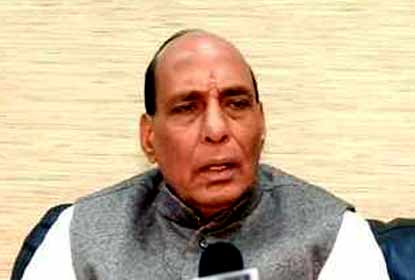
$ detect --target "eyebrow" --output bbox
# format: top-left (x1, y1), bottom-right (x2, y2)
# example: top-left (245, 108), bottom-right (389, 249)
top-left (220, 85), bottom-right (253, 98)
top-left (166, 85), bottom-right (254, 107)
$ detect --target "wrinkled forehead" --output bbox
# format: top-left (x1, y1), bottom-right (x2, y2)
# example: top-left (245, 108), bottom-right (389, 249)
top-left (155, 33), bottom-right (251, 82)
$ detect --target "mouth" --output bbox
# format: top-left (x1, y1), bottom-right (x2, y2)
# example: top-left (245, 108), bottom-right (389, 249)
top-left (200, 161), bottom-right (237, 171)
top-left (198, 161), bottom-right (239, 182)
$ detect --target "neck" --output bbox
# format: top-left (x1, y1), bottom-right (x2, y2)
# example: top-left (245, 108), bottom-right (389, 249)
top-left (158, 182), bottom-right (261, 229)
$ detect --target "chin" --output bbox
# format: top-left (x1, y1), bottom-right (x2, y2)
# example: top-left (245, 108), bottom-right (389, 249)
top-left (200, 183), bottom-right (249, 206)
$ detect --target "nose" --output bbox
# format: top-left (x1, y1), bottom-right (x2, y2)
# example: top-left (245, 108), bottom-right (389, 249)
top-left (202, 100), bottom-right (229, 144)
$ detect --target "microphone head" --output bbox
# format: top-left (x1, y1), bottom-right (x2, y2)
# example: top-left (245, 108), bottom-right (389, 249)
top-left (198, 242), bottom-right (244, 277)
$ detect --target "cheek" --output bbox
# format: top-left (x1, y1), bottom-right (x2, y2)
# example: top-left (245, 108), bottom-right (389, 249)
top-left (156, 132), bottom-right (184, 161)
top-left (235, 123), bottom-right (263, 159)
top-left (153, 126), bottom-right (198, 175)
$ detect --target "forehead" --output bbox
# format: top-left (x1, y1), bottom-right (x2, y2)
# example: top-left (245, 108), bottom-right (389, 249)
top-left (155, 34), bottom-right (253, 99)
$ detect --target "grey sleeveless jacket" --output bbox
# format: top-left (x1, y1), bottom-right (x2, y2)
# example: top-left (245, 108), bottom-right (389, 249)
top-left (70, 164), bottom-right (352, 279)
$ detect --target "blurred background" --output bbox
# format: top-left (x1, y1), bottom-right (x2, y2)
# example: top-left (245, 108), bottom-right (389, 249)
top-left (1, 1), bottom-right (414, 278)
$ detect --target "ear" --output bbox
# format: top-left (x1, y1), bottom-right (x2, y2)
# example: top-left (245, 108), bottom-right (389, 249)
top-left (258, 102), bottom-right (266, 150)
top-left (140, 114), bottom-right (157, 163)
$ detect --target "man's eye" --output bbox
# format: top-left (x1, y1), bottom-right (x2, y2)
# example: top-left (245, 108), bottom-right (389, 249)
top-left (171, 103), bottom-right (197, 114)
top-left (227, 99), bottom-right (252, 110)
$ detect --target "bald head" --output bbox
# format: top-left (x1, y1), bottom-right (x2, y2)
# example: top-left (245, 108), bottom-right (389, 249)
top-left (156, 31), bottom-right (248, 71)
top-left (144, 29), bottom-right (259, 115)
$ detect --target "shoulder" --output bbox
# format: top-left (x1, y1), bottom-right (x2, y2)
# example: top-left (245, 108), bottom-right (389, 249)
top-left (71, 168), bottom-right (164, 238)
top-left (253, 164), bottom-right (353, 253)
top-left (77, 168), bottom-right (163, 205)
top-left (257, 163), bottom-right (353, 216)
top-left (72, 167), bottom-right (163, 209)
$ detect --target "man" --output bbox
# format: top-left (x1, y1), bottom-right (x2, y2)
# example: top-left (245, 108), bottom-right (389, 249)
top-left (19, 30), bottom-right (390, 279)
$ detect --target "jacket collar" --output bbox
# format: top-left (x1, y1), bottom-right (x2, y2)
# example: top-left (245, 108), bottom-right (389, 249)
top-left (156, 179), bottom-right (262, 231)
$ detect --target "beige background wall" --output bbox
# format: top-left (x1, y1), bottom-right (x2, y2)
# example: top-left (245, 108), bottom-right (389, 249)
top-left (1, 1), bottom-right (414, 278)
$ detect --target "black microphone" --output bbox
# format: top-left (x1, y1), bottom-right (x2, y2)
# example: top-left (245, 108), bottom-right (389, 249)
top-left (196, 242), bottom-right (259, 280)
top-left (199, 242), bottom-right (244, 277)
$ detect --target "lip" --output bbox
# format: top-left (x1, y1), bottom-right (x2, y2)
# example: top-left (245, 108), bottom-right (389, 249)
top-left (197, 159), bottom-right (240, 182)
top-left (198, 158), bottom-right (239, 171)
